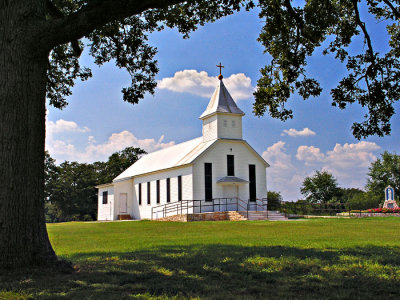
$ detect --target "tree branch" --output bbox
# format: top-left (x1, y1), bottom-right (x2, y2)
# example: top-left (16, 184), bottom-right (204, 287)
top-left (382, 0), bottom-right (400, 20)
top-left (352, 0), bottom-right (374, 59)
top-left (40, 0), bottom-right (186, 50)
top-left (46, 0), bottom-right (82, 57)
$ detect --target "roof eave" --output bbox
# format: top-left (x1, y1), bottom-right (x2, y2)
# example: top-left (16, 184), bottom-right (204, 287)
top-left (199, 111), bottom-right (245, 120)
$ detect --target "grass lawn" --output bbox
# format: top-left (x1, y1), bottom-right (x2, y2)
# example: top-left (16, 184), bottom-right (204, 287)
top-left (1, 218), bottom-right (400, 299)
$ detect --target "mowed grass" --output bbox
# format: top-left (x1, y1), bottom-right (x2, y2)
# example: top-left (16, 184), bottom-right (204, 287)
top-left (1, 218), bottom-right (400, 299)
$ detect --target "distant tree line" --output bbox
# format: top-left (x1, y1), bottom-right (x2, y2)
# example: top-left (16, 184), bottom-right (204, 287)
top-left (44, 147), bottom-right (146, 223)
top-left (269, 151), bottom-right (400, 210)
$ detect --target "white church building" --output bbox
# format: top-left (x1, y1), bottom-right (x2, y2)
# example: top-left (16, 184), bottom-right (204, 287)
top-left (97, 74), bottom-right (270, 221)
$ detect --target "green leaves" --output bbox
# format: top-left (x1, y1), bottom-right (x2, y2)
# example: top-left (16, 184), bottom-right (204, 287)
top-left (300, 170), bottom-right (340, 203)
top-left (47, 42), bottom-right (92, 109)
top-left (45, 0), bottom-right (254, 108)
top-left (255, 0), bottom-right (400, 138)
top-left (366, 151), bottom-right (400, 199)
top-left (44, 146), bottom-right (146, 222)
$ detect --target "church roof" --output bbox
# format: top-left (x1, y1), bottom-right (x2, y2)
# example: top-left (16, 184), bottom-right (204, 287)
top-left (199, 79), bottom-right (245, 119)
top-left (113, 137), bottom-right (269, 183)
top-left (113, 137), bottom-right (215, 182)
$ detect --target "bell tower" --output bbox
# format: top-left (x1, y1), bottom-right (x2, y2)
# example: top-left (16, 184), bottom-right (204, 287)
top-left (200, 63), bottom-right (245, 142)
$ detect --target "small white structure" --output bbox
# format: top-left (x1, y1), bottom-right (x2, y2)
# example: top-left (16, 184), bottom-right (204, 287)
top-left (97, 75), bottom-right (269, 220)
top-left (383, 186), bottom-right (398, 209)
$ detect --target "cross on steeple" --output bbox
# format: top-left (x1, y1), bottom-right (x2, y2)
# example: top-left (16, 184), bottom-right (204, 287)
top-left (216, 62), bottom-right (224, 80)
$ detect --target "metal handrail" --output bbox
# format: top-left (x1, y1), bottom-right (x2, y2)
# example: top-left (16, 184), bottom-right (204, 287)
top-left (152, 197), bottom-right (270, 220)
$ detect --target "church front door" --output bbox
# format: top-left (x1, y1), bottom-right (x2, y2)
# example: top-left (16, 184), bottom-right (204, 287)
top-left (223, 185), bottom-right (238, 199)
top-left (119, 193), bottom-right (128, 213)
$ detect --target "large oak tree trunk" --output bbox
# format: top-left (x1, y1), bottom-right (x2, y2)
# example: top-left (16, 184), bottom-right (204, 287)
top-left (0, 1), bottom-right (57, 268)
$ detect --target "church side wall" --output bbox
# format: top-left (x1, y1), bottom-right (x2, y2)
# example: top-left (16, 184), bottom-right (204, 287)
top-left (192, 140), bottom-right (267, 204)
top-left (132, 166), bottom-right (193, 219)
top-left (97, 186), bottom-right (114, 221)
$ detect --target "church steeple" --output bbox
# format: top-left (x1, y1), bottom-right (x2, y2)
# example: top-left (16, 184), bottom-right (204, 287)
top-left (199, 79), bottom-right (245, 120)
top-left (200, 64), bottom-right (245, 142)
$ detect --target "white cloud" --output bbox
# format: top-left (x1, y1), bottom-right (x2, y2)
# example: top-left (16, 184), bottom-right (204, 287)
top-left (262, 140), bottom-right (381, 201)
top-left (262, 141), bottom-right (305, 201)
top-left (157, 69), bottom-right (254, 100)
top-left (295, 141), bottom-right (381, 188)
top-left (296, 145), bottom-right (325, 165)
top-left (78, 131), bottom-right (175, 162)
top-left (281, 128), bottom-right (316, 137)
top-left (324, 141), bottom-right (380, 172)
top-left (47, 119), bottom-right (90, 134)
top-left (46, 118), bottom-right (175, 163)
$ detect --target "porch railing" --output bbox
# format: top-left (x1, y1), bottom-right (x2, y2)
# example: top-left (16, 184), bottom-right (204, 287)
top-left (151, 197), bottom-right (267, 220)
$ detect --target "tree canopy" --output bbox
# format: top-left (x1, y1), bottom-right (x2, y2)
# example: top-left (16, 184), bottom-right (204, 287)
top-left (300, 170), bottom-right (340, 203)
top-left (366, 151), bottom-right (400, 199)
top-left (44, 147), bottom-right (146, 223)
top-left (45, 0), bottom-right (254, 110)
top-left (45, 0), bottom-right (399, 139)
top-left (254, 0), bottom-right (400, 138)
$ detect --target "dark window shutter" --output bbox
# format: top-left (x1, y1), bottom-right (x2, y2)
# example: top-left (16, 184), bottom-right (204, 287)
top-left (147, 182), bottom-right (151, 204)
top-left (205, 163), bottom-right (212, 201)
top-left (156, 180), bottom-right (160, 204)
top-left (138, 183), bottom-right (142, 205)
top-left (249, 164), bottom-right (256, 201)
top-left (227, 155), bottom-right (235, 176)
top-left (102, 191), bottom-right (108, 204)
top-left (178, 176), bottom-right (182, 201)
top-left (166, 178), bottom-right (170, 203)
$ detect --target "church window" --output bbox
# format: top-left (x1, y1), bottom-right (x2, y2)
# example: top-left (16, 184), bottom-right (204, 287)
top-left (178, 176), bottom-right (182, 201)
top-left (102, 191), bottom-right (108, 204)
top-left (204, 163), bottom-right (212, 201)
top-left (249, 165), bottom-right (256, 201)
top-left (223, 120), bottom-right (227, 127)
top-left (147, 182), bottom-right (151, 204)
top-left (232, 120), bottom-right (236, 128)
top-left (166, 178), bottom-right (170, 203)
top-left (156, 180), bottom-right (160, 204)
top-left (227, 155), bottom-right (235, 176)
top-left (138, 183), bottom-right (142, 205)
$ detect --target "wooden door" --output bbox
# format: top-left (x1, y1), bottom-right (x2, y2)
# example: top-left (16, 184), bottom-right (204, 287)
top-left (119, 193), bottom-right (128, 213)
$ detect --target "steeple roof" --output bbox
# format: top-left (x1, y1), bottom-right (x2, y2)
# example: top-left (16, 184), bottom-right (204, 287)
top-left (200, 79), bottom-right (245, 119)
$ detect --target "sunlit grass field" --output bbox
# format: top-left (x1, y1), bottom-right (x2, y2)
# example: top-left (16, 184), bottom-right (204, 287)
top-left (1, 218), bottom-right (400, 299)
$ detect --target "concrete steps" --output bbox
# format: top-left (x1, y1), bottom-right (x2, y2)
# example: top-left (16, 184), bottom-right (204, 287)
top-left (226, 211), bottom-right (247, 221)
top-left (266, 211), bottom-right (288, 221)
top-left (118, 214), bottom-right (133, 220)
top-left (238, 210), bottom-right (288, 221)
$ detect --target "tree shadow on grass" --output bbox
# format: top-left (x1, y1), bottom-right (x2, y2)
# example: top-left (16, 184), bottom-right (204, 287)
top-left (2, 245), bottom-right (400, 299)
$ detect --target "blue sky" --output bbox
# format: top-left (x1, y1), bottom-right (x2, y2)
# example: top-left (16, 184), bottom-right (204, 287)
top-left (46, 6), bottom-right (399, 200)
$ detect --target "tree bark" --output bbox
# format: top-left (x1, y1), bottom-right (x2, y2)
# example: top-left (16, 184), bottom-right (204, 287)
top-left (0, 1), bottom-right (57, 269)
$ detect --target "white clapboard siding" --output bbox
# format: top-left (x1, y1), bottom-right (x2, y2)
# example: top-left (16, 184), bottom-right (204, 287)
top-left (192, 139), bottom-right (267, 201)
top-left (97, 185), bottom-right (114, 221)
top-left (113, 180), bottom-right (134, 220)
top-left (131, 166), bottom-right (193, 219)
top-left (202, 114), bottom-right (243, 142)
